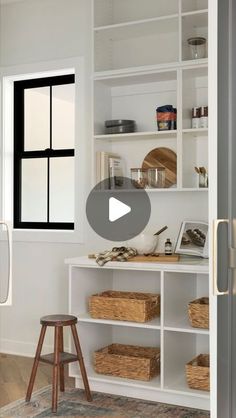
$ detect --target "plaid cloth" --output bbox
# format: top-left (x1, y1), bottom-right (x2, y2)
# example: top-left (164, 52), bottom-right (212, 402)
top-left (96, 246), bottom-right (137, 266)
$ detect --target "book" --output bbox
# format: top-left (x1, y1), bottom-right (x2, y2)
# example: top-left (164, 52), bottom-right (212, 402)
top-left (96, 151), bottom-right (121, 188)
top-left (109, 157), bottom-right (124, 189)
top-left (175, 221), bottom-right (209, 258)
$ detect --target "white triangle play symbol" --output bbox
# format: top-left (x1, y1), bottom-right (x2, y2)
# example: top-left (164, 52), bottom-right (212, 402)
top-left (109, 197), bottom-right (131, 222)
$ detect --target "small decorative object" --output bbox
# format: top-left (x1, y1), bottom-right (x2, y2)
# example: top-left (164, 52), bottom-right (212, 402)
top-left (195, 166), bottom-right (208, 188)
top-left (142, 147), bottom-right (177, 188)
top-left (94, 343), bottom-right (160, 381)
top-left (104, 119), bottom-right (136, 135)
top-left (175, 221), bottom-right (209, 258)
top-left (165, 238), bottom-right (173, 255)
top-left (156, 105), bottom-right (177, 131)
top-left (192, 107), bottom-right (200, 129)
top-left (128, 227), bottom-right (168, 255)
top-left (147, 167), bottom-right (165, 188)
top-left (131, 168), bottom-right (148, 189)
top-left (89, 290), bottom-right (160, 322)
top-left (199, 106), bottom-right (208, 128)
top-left (188, 297), bottom-right (209, 329)
top-left (187, 37), bottom-right (207, 60)
top-left (186, 354), bottom-right (210, 391)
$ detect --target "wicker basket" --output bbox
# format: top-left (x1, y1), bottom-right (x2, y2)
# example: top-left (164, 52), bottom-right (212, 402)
top-left (89, 290), bottom-right (160, 323)
top-left (94, 343), bottom-right (160, 381)
top-left (188, 297), bottom-right (209, 329)
top-left (186, 354), bottom-right (210, 391)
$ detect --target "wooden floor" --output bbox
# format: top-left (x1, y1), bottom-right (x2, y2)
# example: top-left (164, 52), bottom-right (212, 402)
top-left (0, 353), bottom-right (75, 408)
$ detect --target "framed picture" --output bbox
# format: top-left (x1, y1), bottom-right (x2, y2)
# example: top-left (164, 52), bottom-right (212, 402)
top-left (175, 221), bottom-right (209, 258)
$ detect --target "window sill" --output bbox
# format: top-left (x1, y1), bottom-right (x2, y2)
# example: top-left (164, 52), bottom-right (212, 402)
top-left (12, 228), bottom-right (84, 244)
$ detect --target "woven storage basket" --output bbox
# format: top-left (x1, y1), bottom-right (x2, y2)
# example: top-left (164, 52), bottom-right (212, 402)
top-left (188, 297), bottom-right (209, 329)
top-left (94, 343), bottom-right (160, 381)
top-left (89, 290), bottom-right (160, 323)
top-left (186, 354), bottom-right (210, 391)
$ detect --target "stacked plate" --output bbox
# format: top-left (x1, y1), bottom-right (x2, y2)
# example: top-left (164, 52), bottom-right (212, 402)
top-left (105, 119), bottom-right (136, 134)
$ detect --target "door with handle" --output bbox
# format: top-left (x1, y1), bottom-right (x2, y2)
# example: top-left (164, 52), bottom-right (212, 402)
top-left (211, 0), bottom-right (236, 416)
top-left (0, 222), bottom-right (12, 306)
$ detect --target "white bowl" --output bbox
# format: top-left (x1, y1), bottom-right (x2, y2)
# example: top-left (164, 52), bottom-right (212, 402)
top-left (127, 234), bottom-right (158, 255)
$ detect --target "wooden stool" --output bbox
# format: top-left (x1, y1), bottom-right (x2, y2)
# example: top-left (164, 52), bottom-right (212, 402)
top-left (26, 314), bottom-right (92, 413)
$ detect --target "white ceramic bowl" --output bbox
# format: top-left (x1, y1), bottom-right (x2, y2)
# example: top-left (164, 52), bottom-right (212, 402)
top-left (127, 234), bottom-right (158, 255)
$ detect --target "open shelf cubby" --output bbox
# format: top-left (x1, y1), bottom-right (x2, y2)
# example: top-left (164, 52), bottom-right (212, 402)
top-left (70, 322), bottom-right (161, 387)
top-left (182, 11), bottom-right (208, 62)
top-left (181, 0), bottom-right (208, 14)
top-left (164, 331), bottom-right (209, 397)
top-left (94, 17), bottom-right (179, 72)
top-left (182, 66), bottom-right (208, 129)
top-left (94, 0), bottom-right (179, 27)
top-left (94, 71), bottom-right (177, 136)
top-left (163, 272), bottom-right (209, 334)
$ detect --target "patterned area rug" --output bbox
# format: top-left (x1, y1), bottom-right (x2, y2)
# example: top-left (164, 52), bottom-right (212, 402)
top-left (0, 386), bottom-right (210, 418)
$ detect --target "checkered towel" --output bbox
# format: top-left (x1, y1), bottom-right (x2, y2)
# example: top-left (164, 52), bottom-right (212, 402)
top-left (96, 247), bottom-right (137, 266)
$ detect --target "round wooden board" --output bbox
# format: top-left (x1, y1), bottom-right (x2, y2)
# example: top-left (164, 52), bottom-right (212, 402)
top-left (142, 147), bottom-right (177, 188)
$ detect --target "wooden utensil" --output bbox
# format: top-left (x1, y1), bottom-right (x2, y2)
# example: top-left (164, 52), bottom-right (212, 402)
top-left (142, 147), bottom-right (177, 188)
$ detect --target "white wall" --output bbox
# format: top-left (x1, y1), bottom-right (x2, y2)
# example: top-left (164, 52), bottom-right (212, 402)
top-left (0, 0), bottom-right (94, 356)
top-left (0, 0), bottom-right (209, 356)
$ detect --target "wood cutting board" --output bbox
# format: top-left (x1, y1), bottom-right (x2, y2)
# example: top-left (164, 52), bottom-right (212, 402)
top-left (142, 147), bottom-right (177, 188)
top-left (128, 254), bottom-right (179, 262)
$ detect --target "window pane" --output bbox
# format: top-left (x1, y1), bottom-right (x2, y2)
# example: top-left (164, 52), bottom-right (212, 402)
top-left (21, 159), bottom-right (47, 222)
top-left (24, 87), bottom-right (50, 151)
top-left (52, 84), bottom-right (75, 149)
top-left (49, 157), bottom-right (74, 223)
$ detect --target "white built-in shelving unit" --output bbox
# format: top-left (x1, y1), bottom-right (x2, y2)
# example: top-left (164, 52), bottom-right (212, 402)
top-left (92, 0), bottom-right (208, 192)
top-left (66, 0), bottom-right (210, 412)
top-left (66, 257), bottom-right (210, 410)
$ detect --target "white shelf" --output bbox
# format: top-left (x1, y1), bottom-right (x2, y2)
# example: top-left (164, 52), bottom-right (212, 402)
top-left (183, 128), bottom-right (208, 135)
top-left (94, 130), bottom-right (207, 141)
top-left (94, 15), bottom-right (178, 42)
top-left (66, 256), bottom-right (209, 273)
top-left (94, 15), bottom-right (179, 32)
top-left (94, 130), bottom-right (177, 141)
top-left (164, 374), bottom-right (210, 399)
top-left (77, 313), bottom-right (161, 330)
top-left (93, 188), bottom-right (208, 193)
top-left (94, 60), bottom-right (208, 80)
top-left (82, 367), bottom-right (161, 390)
top-left (181, 9), bottom-right (208, 17)
top-left (164, 317), bottom-right (209, 335)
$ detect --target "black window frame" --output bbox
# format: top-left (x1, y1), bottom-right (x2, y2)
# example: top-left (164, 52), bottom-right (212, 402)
top-left (14, 74), bottom-right (75, 230)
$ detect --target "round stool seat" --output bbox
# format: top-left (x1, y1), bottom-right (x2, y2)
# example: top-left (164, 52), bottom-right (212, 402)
top-left (40, 314), bottom-right (77, 327)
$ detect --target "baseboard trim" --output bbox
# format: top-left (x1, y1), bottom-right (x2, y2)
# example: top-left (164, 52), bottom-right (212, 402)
top-left (0, 338), bottom-right (54, 358)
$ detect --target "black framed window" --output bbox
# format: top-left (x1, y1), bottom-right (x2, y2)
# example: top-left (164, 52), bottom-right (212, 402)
top-left (14, 74), bottom-right (75, 230)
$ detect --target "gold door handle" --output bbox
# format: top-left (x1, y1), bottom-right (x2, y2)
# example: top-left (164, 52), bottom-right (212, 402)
top-left (213, 219), bottom-right (229, 296)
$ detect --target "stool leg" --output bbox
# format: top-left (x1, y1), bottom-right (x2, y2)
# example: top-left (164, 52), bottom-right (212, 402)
top-left (59, 326), bottom-right (65, 392)
top-left (52, 326), bottom-right (60, 413)
top-left (71, 324), bottom-right (92, 402)
top-left (26, 325), bottom-right (47, 402)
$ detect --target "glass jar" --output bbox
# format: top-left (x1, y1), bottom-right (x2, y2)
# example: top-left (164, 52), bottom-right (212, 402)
top-left (199, 172), bottom-right (208, 188)
top-left (130, 168), bottom-right (148, 189)
top-left (187, 37), bottom-right (207, 60)
top-left (147, 167), bottom-right (165, 188)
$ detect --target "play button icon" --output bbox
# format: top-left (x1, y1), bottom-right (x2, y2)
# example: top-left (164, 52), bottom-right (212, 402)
top-left (109, 197), bottom-right (131, 222)
top-left (86, 177), bottom-right (151, 242)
